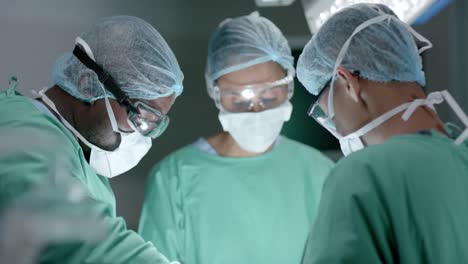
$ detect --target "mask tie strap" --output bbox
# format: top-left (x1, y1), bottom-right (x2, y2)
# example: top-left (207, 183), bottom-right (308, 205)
top-left (343, 102), bottom-right (418, 139)
top-left (341, 102), bottom-right (414, 140)
top-left (401, 92), bottom-right (444, 121)
top-left (97, 83), bottom-right (121, 133)
top-left (401, 90), bottom-right (468, 145)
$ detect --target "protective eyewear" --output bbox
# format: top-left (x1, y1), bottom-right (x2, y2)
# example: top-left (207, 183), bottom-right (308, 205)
top-left (213, 74), bottom-right (293, 113)
top-left (308, 78), bottom-right (337, 133)
top-left (308, 71), bottom-right (361, 134)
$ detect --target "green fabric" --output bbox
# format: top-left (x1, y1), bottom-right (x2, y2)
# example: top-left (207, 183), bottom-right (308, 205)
top-left (0, 87), bottom-right (169, 264)
top-left (139, 137), bottom-right (334, 264)
top-left (302, 131), bottom-right (468, 264)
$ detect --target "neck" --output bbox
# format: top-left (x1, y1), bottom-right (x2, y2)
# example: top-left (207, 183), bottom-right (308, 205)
top-left (362, 106), bottom-right (446, 145)
top-left (39, 86), bottom-right (76, 128)
top-left (207, 132), bottom-right (272, 158)
top-left (38, 86), bottom-right (92, 158)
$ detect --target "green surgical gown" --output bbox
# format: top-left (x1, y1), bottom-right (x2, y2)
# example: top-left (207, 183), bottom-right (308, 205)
top-left (139, 137), bottom-right (334, 264)
top-left (302, 131), bottom-right (468, 264)
top-left (0, 84), bottom-right (170, 263)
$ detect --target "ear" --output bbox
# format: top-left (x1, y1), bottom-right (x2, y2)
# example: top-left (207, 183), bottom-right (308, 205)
top-left (336, 66), bottom-right (361, 103)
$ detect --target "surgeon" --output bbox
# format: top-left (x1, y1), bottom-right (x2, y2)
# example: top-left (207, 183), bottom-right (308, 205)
top-left (0, 16), bottom-right (183, 263)
top-left (138, 12), bottom-right (334, 264)
top-left (297, 3), bottom-right (468, 263)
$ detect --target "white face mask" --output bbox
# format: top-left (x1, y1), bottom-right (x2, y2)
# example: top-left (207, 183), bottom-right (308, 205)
top-left (218, 101), bottom-right (293, 153)
top-left (89, 131), bottom-right (152, 178)
top-left (38, 88), bottom-right (152, 178)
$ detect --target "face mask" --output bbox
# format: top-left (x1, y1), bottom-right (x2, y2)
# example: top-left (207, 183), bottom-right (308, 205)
top-left (38, 87), bottom-right (152, 178)
top-left (218, 101), bottom-right (293, 153)
top-left (322, 10), bottom-right (433, 156)
top-left (89, 131), bottom-right (151, 178)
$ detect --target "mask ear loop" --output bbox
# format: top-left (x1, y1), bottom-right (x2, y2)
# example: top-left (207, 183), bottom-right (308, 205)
top-left (341, 92), bottom-right (445, 141)
top-left (341, 101), bottom-right (415, 140)
top-left (97, 83), bottom-right (121, 134)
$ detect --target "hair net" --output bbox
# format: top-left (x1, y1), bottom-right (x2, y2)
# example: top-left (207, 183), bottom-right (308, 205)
top-left (297, 3), bottom-right (428, 96)
top-left (52, 16), bottom-right (184, 102)
top-left (205, 12), bottom-right (294, 99)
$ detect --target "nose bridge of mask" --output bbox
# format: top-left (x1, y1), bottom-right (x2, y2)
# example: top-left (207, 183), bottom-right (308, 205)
top-left (327, 12), bottom-right (433, 125)
top-left (232, 101), bottom-right (292, 124)
top-left (219, 101), bottom-right (292, 131)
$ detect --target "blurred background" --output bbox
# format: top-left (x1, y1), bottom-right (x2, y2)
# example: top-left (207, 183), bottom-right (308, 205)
top-left (1, 0), bottom-right (466, 230)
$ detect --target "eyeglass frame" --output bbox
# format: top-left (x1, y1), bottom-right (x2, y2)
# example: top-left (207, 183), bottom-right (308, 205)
top-left (212, 73), bottom-right (294, 113)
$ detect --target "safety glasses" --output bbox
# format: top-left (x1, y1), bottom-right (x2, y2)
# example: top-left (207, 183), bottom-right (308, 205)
top-left (308, 78), bottom-right (337, 133)
top-left (308, 71), bottom-right (361, 134)
top-left (213, 74), bottom-right (293, 113)
top-left (126, 101), bottom-right (169, 138)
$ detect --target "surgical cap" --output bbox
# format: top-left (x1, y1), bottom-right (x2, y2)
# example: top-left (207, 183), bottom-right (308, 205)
top-left (297, 3), bottom-right (427, 96)
top-left (206, 12), bottom-right (294, 99)
top-left (52, 16), bottom-right (184, 102)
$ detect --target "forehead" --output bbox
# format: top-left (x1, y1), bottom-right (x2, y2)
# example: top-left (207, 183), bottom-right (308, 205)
top-left (216, 61), bottom-right (286, 90)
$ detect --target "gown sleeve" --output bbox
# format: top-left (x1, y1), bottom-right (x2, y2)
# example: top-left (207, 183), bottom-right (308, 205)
top-left (0, 125), bottom-right (172, 264)
top-left (139, 158), bottom-right (185, 264)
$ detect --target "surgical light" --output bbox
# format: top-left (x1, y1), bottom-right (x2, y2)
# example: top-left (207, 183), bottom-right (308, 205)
top-left (302, 0), bottom-right (445, 33)
top-left (255, 0), bottom-right (296, 7)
